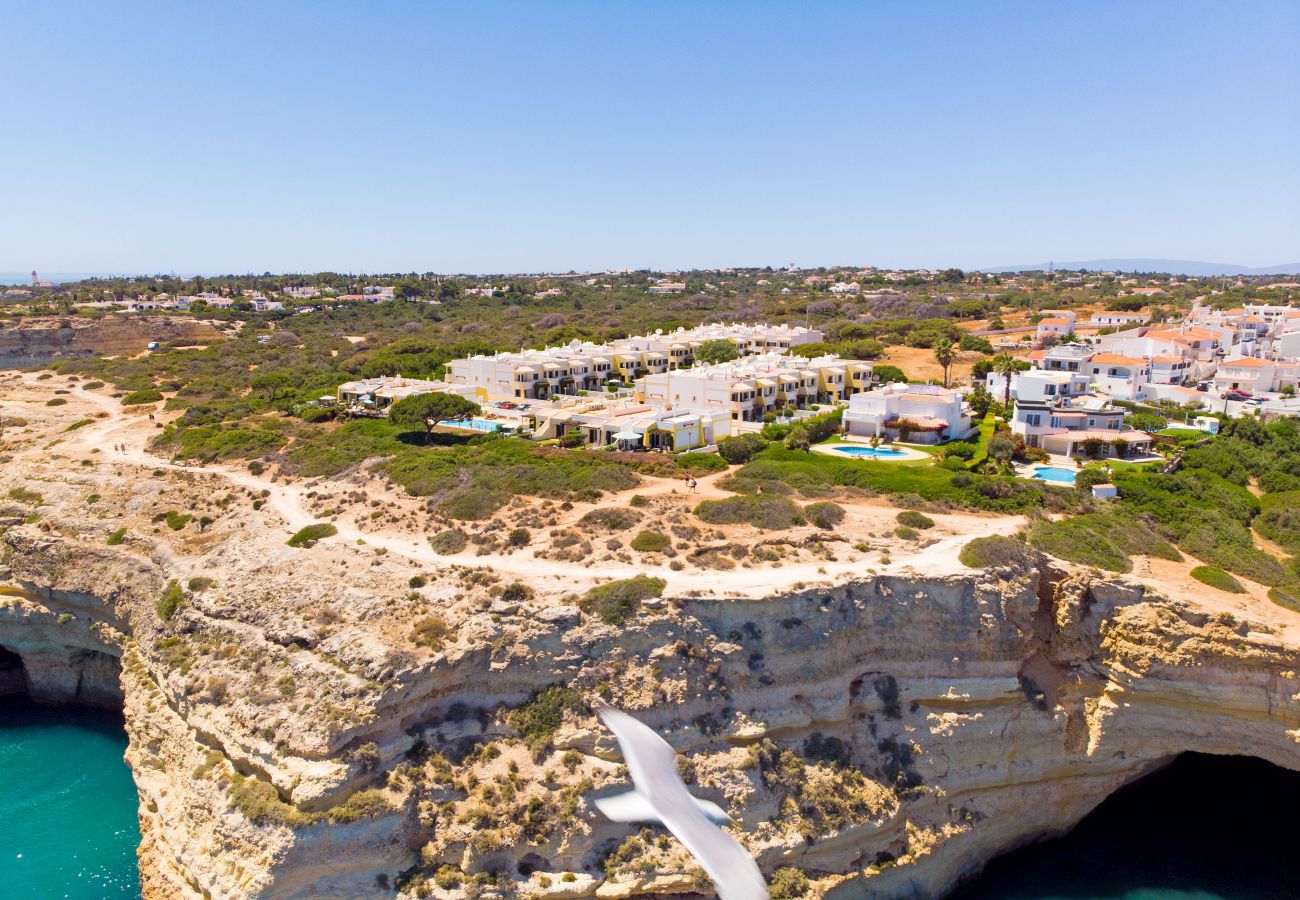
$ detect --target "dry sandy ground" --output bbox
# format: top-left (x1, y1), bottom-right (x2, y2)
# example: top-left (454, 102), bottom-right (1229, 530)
top-left (2, 372), bottom-right (1023, 600)
top-left (5, 369), bottom-right (1299, 640)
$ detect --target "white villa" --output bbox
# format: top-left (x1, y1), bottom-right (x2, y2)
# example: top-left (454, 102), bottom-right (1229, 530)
top-left (1010, 395), bottom-right (1153, 458)
top-left (842, 383), bottom-right (972, 444)
top-left (1035, 310), bottom-right (1077, 345)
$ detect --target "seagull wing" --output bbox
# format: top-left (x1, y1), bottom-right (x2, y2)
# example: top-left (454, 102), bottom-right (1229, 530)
top-left (594, 701), bottom-right (769, 900)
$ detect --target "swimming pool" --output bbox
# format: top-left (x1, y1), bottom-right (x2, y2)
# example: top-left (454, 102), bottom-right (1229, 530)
top-left (438, 418), bottom-right (502, 432)
top-left (833, 446), bottom-right (908, 459)
top-left (1030, 465), bottom-right (1077, 484)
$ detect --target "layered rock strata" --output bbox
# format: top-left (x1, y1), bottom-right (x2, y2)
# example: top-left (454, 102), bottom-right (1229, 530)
top-left (2, 525), bottom-right (1297, 900)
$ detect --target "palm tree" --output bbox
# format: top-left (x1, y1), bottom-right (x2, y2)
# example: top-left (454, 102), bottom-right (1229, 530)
top-left (992, 353), bottom-right (1019, 408)
top-left (933, 338), bottom-right (955, 388)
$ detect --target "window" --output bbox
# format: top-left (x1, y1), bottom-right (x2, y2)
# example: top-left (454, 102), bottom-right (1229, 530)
top-left (1026, 413), bottom-right (1041, 426)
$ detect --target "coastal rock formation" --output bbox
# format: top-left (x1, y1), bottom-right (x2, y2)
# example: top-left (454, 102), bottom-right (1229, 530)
top-left (0, 315), bottom-right (224, 368)
top-left (2, 526), bottom-right (1297, 899)
top-left (0, 374), bottom-right (1297, 899)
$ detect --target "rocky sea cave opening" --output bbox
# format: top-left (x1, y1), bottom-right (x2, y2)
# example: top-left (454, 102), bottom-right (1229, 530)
top-left (0, 637), bottom-right (139, 899)
top-left (950, 752), bottom-right (1300, 899)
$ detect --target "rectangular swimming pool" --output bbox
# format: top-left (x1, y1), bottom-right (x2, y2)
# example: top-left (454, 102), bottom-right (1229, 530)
top-left (438, 418), bottom-right (502, 432)
top-left (1030, 465), bottom-right (1077, 484)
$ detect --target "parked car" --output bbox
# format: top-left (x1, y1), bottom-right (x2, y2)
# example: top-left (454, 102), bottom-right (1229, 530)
top-left (1242, 397), bottom-right (1265, 408)
top-left (1223, 390), bottom-right (1253, 401)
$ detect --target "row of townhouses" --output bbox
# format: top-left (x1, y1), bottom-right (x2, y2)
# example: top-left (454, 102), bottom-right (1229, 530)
top-left (445, 324), bottom-right (825, 403)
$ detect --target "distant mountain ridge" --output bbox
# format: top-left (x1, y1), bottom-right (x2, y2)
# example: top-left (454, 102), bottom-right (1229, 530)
top-left (980, 258), bottom-right (1300, 277)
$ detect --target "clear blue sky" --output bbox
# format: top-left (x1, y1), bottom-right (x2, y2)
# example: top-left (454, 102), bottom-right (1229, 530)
top-left (5, 0), bottom-right (1298, 274)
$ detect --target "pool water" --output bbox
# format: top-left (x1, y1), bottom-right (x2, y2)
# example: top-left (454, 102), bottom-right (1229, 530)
top-left (1030, 465), bottom-right (1078, 484)
top-left (834, 446), bottom-right (908, 459)
top-left (438, 418), bottom-right (501, 432)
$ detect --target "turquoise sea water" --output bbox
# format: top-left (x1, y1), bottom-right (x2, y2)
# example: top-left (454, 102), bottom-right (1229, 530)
top-left (0, 696), bottom-right (141, 899)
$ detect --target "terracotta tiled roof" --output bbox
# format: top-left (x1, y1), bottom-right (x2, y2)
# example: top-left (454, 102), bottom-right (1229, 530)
top-left (1089, 353), bottom-right (1148, 366)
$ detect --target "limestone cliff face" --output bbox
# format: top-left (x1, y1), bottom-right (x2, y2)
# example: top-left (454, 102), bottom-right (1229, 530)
top-left (0, 315), bottom-right (223, 367)
top-left (2, 522), bottom-right (1297, 900)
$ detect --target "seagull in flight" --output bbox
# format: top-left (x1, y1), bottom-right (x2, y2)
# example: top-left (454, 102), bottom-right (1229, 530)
top-left (592, 699), bottom-right (769, 900)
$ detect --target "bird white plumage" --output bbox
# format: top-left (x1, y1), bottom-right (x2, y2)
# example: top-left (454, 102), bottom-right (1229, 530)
top-left (592, 700), bottom-right (769, 900)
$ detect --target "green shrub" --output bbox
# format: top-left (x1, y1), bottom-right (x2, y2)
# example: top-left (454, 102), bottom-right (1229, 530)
top-left (770, 867), bottom-right (812, 900)
top-left (122, 389), bottom-right (164, 405)
top-left (580, 576), bottom-right (666, 625)
top-left (327, 788), bottom-right (393, 824)
top-left (64, 418), bottom-right (95, 431)
top-left (507, 528), bottom-right (530, 547)
top-left (164, 511), bottom-right (192, 530)
top-left (45, 397), bottom-right (67, 407)
top-left (187, 576), bottom-right (215, 592)
top-left (156, 580), bottom-right (184, 620)
top-left (7, 487), bottom-right (43, 505)
top-left (717, 433), bottom-right (768, 465)
top-left (678, 452), bottom-right (729, 472)
top-left (437, 487), bottom-right (506, 520)
top-left (286, 523), bottom-right (338, 548)
top-left (428, 530), bottom-right (468, 554)
top-left (510, 684), bottom-right (584, 747)
top-left (896, 510), bottom-right (935, 530)
top-left (106, 527), bottom-right (127, 545)
top-left (411, 615), bottom-right (450, 649)
top-left (579, 507), bottom-right (641, 531)
top-left (694, 494), bottom-right (805, 530)
top-left (1255, 505), bottom-right (1300, 554)
top-left (1189, 566), bottom-right (1246, 593)
top-left (1074, 467), bottom-right (1112, 494)
top-left (959, 535), bottom-right (1035, 572)
top-left (300, 406), bottom-right (335, 423)
top-left (1268, 586), bottom-right (1300, 613)
top-left (895, 525), bottom-right (919, 540)
top-left (805, 501), bottom-right (846, 530)
top-left (628, 494), bottom-right (650, 508)
top-left (630, 530), bottom-right (670, 552)
top-left (1029, 513), bottom-right (1180, 573)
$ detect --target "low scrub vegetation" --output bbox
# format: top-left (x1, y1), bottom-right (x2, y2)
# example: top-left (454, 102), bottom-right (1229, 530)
top-left (694, 494), bottom-right (805, 530)
top-left (7, 487), bottom-right (43, 505)
top-left (121, 388), bottom-right (163, 405)
top-left (579, 507), bottom-right (641, 532)
top-left (156, 580), bottom-right (184, 620)
top-left (580, 575), bottom-right (666, 625)
top-left (805, 501), bottom-right (846, 530)
top-left (896, 510), bottom-right (935, 530)
top-left (1189, 565), bottom-right (1246, 593)
top-left (428, 530), bottom-right (468, 554)
top-left (629, 530), bottom-right (670, 552)
top-left (286, 522), bottom-right (337, 548)
top-left (958, 535), bottom-right (1035, 573)
top-left (1028, 513), bottom-right (1180, 574)
top-left (509, 684), bottom-right (584, 749)
top-left (410, 615), bottom-right (450, 650)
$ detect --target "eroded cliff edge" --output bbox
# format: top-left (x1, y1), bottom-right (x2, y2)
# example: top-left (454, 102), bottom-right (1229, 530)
top-left (2, 525), bottom-right (1297, 900)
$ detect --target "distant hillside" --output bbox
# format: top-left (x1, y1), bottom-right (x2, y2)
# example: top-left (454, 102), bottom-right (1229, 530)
top-left (980, 259), bottom-right (1300, 277)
